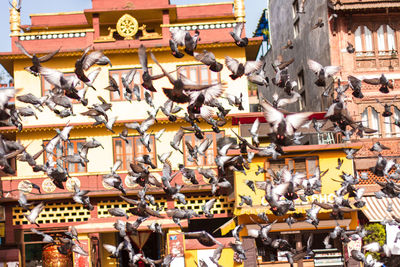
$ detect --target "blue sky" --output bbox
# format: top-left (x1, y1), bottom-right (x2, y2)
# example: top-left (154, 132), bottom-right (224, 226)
top-left (0, 0), bottom-right (265, 52)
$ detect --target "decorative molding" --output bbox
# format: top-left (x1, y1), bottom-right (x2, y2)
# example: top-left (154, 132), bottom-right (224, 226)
top-left (66, 177), bottom-right (81, 192)
top-left (42, 178), bottom-right (56, 193)
top-left (29, 11), bottom-right (84, 17)
top-left (161, 21), bottom-right (237, 31)
top-left (18, 180), bottom-right (32, 193)
top-left (18, 29), bottom-right (94, 41)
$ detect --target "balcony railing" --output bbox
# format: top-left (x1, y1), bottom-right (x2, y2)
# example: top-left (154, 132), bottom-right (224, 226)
top-left (355, 50), bottom-right (399, 70)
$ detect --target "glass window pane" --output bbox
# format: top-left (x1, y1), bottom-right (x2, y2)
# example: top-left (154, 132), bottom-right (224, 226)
top-left (111, 73), bottom-right (121, 100)
top-left (190, 67), bottom-right (198, 83)
top-left (395, 107), bottom-right (400, 137)
top-left (384, 116), bottom-right (392, 137)
top-left (387, 25), bottom-right (396, 51)
top-left (268, 159), bottom-right (285, 176)
top-left (377, 25), bottom-right (386, 52)
top-left (361, 108), bottom-right (369, 128)
top-left (364, 26), bottom-right (373, 54)
top-left (210, 70), bottom-right (219, 82)
top-left (67, 143), bottom-right (74, 155)
top-left (200, 66), bottom-right (209, 85)
top-left (294, 159), bottom-right (306, 174)
top-left (307, 158), bottom-right (318, 178)
top-left (354, 26), bottom-right (363, 52)
top-left (371, 107), bottom-right (380, 137)
top-left (115, 140), bottom-right (122, 155)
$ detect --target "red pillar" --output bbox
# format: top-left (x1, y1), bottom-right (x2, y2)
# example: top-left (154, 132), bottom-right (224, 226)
top-left (92, 13), bottom-right (100, 40)
top-left (4, 204), bottom-right (15, 244)
top-left (162, 10), bottom-right (170, 39)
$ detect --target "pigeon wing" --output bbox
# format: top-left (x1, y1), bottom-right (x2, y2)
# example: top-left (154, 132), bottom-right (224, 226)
top-left (307, 59), bottom-right (323, 74)
top-left (286, 112), bottom-right (314, 135)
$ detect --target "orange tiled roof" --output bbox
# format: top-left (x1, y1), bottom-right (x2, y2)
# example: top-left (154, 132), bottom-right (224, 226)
top-left (357, 169), bottom-right (397, 185)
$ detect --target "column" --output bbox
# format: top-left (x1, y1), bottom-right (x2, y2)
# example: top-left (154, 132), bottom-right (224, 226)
top-left (295, 233), bottom-right (303, 267)
top-left (92, 13), bottom-right (100, 40)
top-left (162, 10), bottom-right (170, 39)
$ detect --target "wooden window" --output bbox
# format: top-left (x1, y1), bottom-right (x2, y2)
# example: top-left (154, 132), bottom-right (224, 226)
top-left (178, 65), bottom-right (220, 85)
top-left (377, 24), bottom-right (397, 55)
top-left (354, 25), bottom-right (374, 57)
top-left (266, 157), bottom-right (319, 179)
top-left (113, 135), bottom-right (156, 170)
top-left (109, 68), bottom-right (150, 101)
top-left (183, 131), bottom-right (224, 167)
top-left (113, 137), bottom-right (134, 171)
top-left (43, 139), bottom-right (87, 173)
top-left (41, 72), bottom-right (84, 96)
top-left (354, 22), bottom-right (399, 70)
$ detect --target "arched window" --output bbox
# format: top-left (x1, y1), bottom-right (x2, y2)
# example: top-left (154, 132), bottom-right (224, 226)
top-left (370, 107), bottom-right (380, 138)
top-left (361, 107), bottom-right (380, 138)
top-left (384, 115), bottom-right (392, 137)
top-left (394, 106), bottom-right (400, 137)
top-left (361, 108), bottom-right (369, 127)
top-left (377, 25), bottom-right (397, 55)
top-left (355, 26), bottom-right (374, 56)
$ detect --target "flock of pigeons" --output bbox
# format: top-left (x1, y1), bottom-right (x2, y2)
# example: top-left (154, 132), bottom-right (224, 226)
top-left (0, 3), bottom-right (399, 267)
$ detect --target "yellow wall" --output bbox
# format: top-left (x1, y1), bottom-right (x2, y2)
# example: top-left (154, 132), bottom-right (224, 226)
top-left (184, 247), bottom-right (236, 267)
top-left (13, 119), bottom-right (239, 178)
top-left (234, 150), bottom-right (354, 208)
top-left (100, 232), bottom-right (118, 267)
top-left (13, 46), bottom-right (249, 128)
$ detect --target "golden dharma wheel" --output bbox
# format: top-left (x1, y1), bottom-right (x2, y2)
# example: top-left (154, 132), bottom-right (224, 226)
top-left (116, 14), bottom-right (139, 40)
top-left (42, 243), bottom-right (72, 267)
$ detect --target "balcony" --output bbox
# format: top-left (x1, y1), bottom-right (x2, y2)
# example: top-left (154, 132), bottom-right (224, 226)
top-left (355, 50), bottom-right (399, 70)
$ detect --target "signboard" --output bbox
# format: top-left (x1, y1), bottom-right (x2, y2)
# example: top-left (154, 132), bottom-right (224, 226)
top-left (167, 233), bottom-right (185, 267)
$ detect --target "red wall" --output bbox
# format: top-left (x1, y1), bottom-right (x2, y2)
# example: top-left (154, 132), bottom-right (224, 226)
top-left (176, 4), bottom-right (233, 20)
top-left (30, 13), bottom-right (89, 27)
top-left (91, 0), bottom-right (170, 10)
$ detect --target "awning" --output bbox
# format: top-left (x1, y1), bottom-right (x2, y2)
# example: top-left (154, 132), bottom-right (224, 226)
top-left (362, 197), bottom-right (400, 222)
top-left (246, 219), bottom-right (352, 233)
